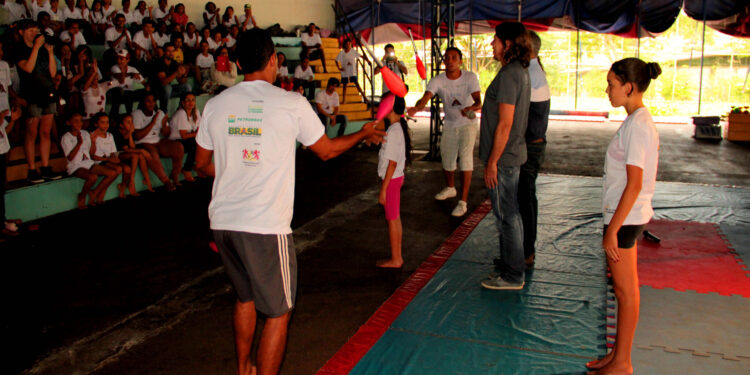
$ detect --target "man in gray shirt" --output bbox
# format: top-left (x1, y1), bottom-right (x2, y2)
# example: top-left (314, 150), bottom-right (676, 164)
top-left (478, 22), bottom-right (532, 290)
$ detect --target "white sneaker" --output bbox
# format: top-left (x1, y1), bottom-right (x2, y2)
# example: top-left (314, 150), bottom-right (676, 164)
top-left (451, 200), bottom-right (468, 217)
top-left (434, 186), bottom-right (457, 200)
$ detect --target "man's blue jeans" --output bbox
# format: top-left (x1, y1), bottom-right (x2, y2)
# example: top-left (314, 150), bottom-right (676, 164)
top-left (159, 82), bottom-right (192, 111)
top-left (487, 165), bottom-right (525, 283)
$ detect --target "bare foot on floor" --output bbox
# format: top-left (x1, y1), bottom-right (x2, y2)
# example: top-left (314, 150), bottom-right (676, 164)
top-left (376, 258), bottom-right (403, 268)
top-left (183, 171), bottom-right (195, 182)
top-left (144, 180), bottom-right (155, 192)
top-left (117, 183), bottom-right (126, 198)
top-left (588, 362), bottom-right (633, 375)
top-left (88, 192), bottom-right (98, 207)
top-left (586, 351), bottom-right (615, 370)
top-left (77, 193), bottom-right (87, 209)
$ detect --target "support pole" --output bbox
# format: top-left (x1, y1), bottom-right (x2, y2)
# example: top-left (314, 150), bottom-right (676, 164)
top-left (697, 2), bottom-right (707, 115)
top-left (575, 28), bottom-right (580, 110)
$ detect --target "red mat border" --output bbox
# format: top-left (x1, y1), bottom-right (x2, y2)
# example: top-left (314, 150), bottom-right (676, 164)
top-left (315, 200), bottom-right (493, 375)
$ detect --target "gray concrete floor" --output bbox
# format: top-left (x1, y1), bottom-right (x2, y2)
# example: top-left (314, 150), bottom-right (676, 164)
top-left (11, 117), bottom-right (750, 375)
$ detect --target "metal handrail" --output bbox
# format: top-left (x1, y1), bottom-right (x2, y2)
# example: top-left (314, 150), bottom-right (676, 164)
top-left (333, 1), bottom-right (374, 110)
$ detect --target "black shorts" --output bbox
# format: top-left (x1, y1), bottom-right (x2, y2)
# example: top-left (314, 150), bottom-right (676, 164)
top-left (308, 49), bottom-right (323, 60)
top-left (603, 224), bottom-right (647, 249)
top-left (341, 76), bottom-right (356, 84)
top-left (213, 230), bottom-right (297, 317)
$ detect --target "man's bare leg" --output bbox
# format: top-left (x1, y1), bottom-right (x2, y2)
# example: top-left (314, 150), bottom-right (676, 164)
top-left (460, 170), bottom-right (472, 202)
top-left (234, 300), bottom-right (257, 375)
top-left (257, 311), bottom-right (291, 375)
top-left (443, 170), bottom-right (455, 188)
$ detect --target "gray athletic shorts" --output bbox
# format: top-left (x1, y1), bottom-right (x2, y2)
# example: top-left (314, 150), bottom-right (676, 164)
top-left (213, 230), bottom-right (297, 317)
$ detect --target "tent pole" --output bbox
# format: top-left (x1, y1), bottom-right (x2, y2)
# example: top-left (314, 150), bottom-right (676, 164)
top-left (575, 28), bottom-right (580, 110)
top-left (518, 0), bottom-right (521, 21)
top-left (698, 1), bottom-right (707, 115)
top-left (470, 0), bottom-right (473, 73)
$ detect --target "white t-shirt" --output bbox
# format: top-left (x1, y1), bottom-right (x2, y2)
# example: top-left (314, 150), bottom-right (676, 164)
top-left (315, 90), bottom-right (339, 115)
top-left (378, 123), bottom-right (406, 179)
top-left (5, 2), bottom-right (29, 22)
top-left (152, 7), bottom-right (169, 22)
top-left (31, 1), bottom-right (51, 20)
top-left (105, 27), bottom-right (131, 51)
top-left (300, 32), bottom-right (322, 51)
top-left (133, 30), bottom-right (154, 52)
top-left (48, 7), bottom-right (64, 22)
top-left (101, 4), bottom-right (116, 21)
top-left (182, 32), bottom-right (198, 48)
top-left (110, 65), bottom-right (143, 91)
top-left (425, 70), bottom-right (480, 128)
top-left (602, 107), bottom-right (659, 226)
top-left (529, 58), bottom-right (551, 102)
top-left (154, 32), bottom-right (170, 48)
top-left (336, 49), bottom-right (360, 78)
top-left (89, 10), bottom-right (106, 24)
top-left (131, 9), bottom-right (147, 25)
top-left (0, 60), bottom-right (11, 114)
top-left (237, 14), bottom-right (254, 31)
top-left (132, 109), bottom-right (166, 144)
top-left (294, 65), bottom-right (314, 81)
top-left (222, 16), bottom-right (236, 29)
top-left (82, 81), bottom-right (117, 119)
top-left (93, 132), bottom-right (118, 159)
top-left (60, 30), bottom-right (87, 49)
top-left (116, 9), bottom-right (136, 25)
top-left (278, 65), bottom-right (288, 78)
top-left (196, 80), bottom-right (325, 234)
top-left (0, 119), bottom-right (11, 155)
top-left (195, 53), bottom-right (214, 69)
top-left (381, 58), bottom-right (404, 94)
top-left (203, 10), bottom-right (218, 29)
top-left (62, 6), bottom-right (84, 20)
top-left (62, 130), bottom-right (95, 175)
top-left (225, 34), bottom-right (237, 48)
top-left (206, 37), bottom-right (221, 51)
top-left (169, 108), bottom-right (201, 140)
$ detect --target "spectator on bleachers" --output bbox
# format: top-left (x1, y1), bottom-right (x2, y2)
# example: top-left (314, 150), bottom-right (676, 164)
top-left (132, 18), bottom-right (157, 61)
top-left (151, 0), bottom-right (170, 25)
top-left (61, 0), bottom-right (83, 21)
top-left (207, 27), bottom-right (223, 53)
top-left (315, 77), bottom-right (347, 137)
top-left (89, 112), bottom-right (132, 197)
top-left (153, 20), bottom-right (169, 47)
top-left (31, 0), bottom-right (50, 21)
top-left (0, 106), bottom-right (22, 237)
top-left (170, 32), bottom-right (184, 63)
top-left (237, 3), bottom-right (255, 31)
top-left (104, 13), bottom-right (131, 53)
top-left (220, 5), bottom-right (235, 30)
top-left (194, 39), bottom-right (213, 92)
top-left (47, 0), bottom-right (63, 24)
top-left (170, 2), bottom-right (186, 28)
top-left (209, 45), bottom-right (236, 94)
top-left (0, 41), bottom-right (15, 114)
top-left (37, 11), bottom-right (56, 36)
top-left (300, 22), bottom-right (327, 73)
top-left (130, 0), bottom-right (148, 27)
top-left (81, 60), bottom-right (119, 124)
top-left (62, 112), bottom-right (118, 208)
top-left (88, 1), bottom-right (107, 41)
top-left (294, 56), bottom-right (314, 100)
top-left (274, 51), bottom-right (291, 91)
top-left (60, 18), bottom-right (86, 49)
top-left (202, 1), bottom-right (218, 30)
top-left (114, 112), bottom-right (153, 191)
top-left (131, 92), bottom-right (178, 190)
top-left (14, 19), bottom-right (61, 183)
top-left (100, 0), bottom-right (115, 24)
top-left (292, 79), bottom-right (304, 96)
top-left (168, 92), bottom-right (197, 181)
top-left (4, 0), bottom-right (31, 22)
top-left (182, 20), bottom-right (197, 50)
top-left (108, 50), bottom-right (143, 116)
top-left (116, 0), bottom-right (134, 28)
top-left (335, 38), bottom-right (364, 103)
top-left (151, 42), bottom-right (190, 110)
top-left (198, 24), bottom-right (209, 42)
top-left (225, 24), bottom-right (238, 55)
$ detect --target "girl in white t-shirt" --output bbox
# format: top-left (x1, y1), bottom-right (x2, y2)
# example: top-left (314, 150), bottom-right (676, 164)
top-left (116, 113), bottom-right (154, 192)
top-left (375, 97), bottom-right (411, 268)
top-left (168, 93), bottom-right (200, 181)
top-left (587, 58), bottom-right (661, 375)
top-left (89, 112), bottom-right (134, 197)
top-left (80, 60), bottom-right (118, 124)
top-left (202, 2), bottom-right (219, 30)
top-left (62, 113), bottom-right (119, 208)
top-left (194, 40), bottom-right (215, 92)
top-left (221, 6), bottom-right (237, 30)
top-left (132, 92), bottom-right (182, 191)
top-left (0, 107), bottom-right (22, 237)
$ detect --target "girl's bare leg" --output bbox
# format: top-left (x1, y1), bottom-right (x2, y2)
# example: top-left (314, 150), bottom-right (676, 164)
top-left (141, 144), bottom-right (174, 190)
top-left (73, 168), bottom-right (99, 209)
top-left (137, 149), bottom-right (155, 191)
top-left (157, 139), bottom-right (184, 187)
top-left (377, 218), bottom-right (403, 268)
top-left (91, 164), bottom-right (119, 203)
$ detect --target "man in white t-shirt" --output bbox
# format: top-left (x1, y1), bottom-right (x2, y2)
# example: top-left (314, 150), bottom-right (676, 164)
top-left (300, 23), bottom-right (327, 73)
top-left (108, 50), bottom-right (145, 116)
top-left (194, 29), bottom-right (383, 375)
top-left (132, 19), bottom-right (157, 61)
top-left (237, 3), bottom-right (256, 31)
top-left (315, 78), bottom-right (348, 138)
top-left (3, 0), bottom-right (30, 22)
top-left (104, 13), bottom-right (132, 52)
top-left (407, 47), bottom-right (481, 217)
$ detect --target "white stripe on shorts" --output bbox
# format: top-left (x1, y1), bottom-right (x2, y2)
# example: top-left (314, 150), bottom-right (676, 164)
top-left (277, 234), bottom-right (292, 309)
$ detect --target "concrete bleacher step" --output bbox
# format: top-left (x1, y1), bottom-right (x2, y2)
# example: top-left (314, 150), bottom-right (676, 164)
top-left (314, 65), bottom-right (340, 73)
top-left (340, 102), bottom-right (368, 112)
top-left (343, 110), bottom-right (373, 121)
top-left (314, 72), bottom-right (342, 82)
top-left (322, 38), bottom-right (339, 48)
top-left (7, 144), bottom-right (66, 182)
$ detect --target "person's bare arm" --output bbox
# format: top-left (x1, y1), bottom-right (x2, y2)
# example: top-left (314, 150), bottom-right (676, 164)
top-left (484, 103), bottom-right (515, 189)
top-left (18, 37), bottom-right (45, 74)
top-left (308, 121), bottom-right (384, 161)
top-left (461, 91), bottom-right (482, 116)
top-left (406, 91), bottom-right (434, 116)
top-left (159, 114), bottom-right (170, 137)
top-left (195, 145), bottom-right (214, 176)
top-left (133, 114), bottom-right (158, 140)
top-left (45, 43), bottom-right (56, 78)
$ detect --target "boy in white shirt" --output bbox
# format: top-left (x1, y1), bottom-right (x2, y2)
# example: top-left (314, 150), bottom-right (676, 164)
top-left (194, 40), bottom-right (215, 93)
top-left (104, 13), bottom-right (132, 52)
top-left (293, 56), bottom-right (315, 100)
top-left (59, 19), bottom-right (87, 49)
top-left (116, 0), bottom-right (135, 26)
top-left (407, 47), bottom-right (481, 217)
top-left (61, 113), bottom-right (119, 208)
top-left (335, 38), bottom-right (365, 103)
top-left (315, 78), bottom-right (347, 137)
top-left (300, 23), bottom-right (327, 73)
top-left (108, 50), bottom-right (145, 116)
top-left (237, 3), bottom-right (256, 31)
top-left (132, 19), bottom-right (157, 61)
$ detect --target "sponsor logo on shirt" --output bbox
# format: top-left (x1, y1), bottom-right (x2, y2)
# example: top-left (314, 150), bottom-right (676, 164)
top-left (248, 105), bottom-right (263, 114)
top-left (228, 115), bottom-right (236, 123)
top-left (228, 127), bottom-right (262, 136)
top-left (242, 148), bottom-right (260, 165)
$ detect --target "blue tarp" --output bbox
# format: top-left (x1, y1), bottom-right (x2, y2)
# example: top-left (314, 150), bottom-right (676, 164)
top-left (339, 0), bottom-right (750, 39)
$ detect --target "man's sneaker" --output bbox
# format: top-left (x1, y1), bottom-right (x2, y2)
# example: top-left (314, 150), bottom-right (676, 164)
top-left (451, 200), bottom-right (468, 216)
top-left (41, 166), bottom-right (62, 181)
top-left (27, 170), bottom-right (44, 184)
top-left (481, 275), bottom-right (525, 290)
top-left (434, 186), bottom-right (457, 200)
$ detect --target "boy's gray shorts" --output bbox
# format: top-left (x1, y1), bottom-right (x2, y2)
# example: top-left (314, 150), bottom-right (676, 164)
top-left (213, 230), bottom-right (297, 317)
